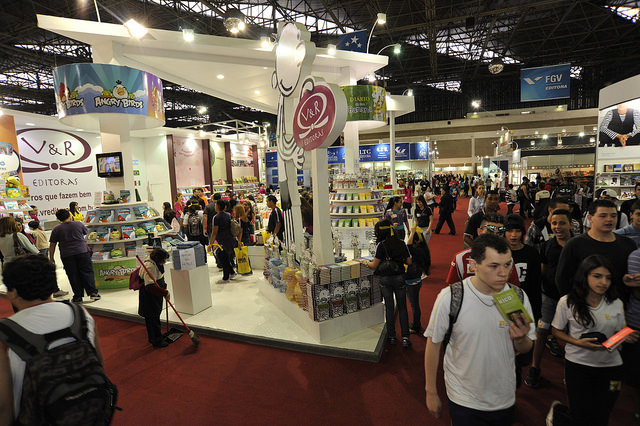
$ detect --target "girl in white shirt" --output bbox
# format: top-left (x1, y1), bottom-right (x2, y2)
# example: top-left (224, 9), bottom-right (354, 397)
top-left (551, 255), bottom-right (639, 426)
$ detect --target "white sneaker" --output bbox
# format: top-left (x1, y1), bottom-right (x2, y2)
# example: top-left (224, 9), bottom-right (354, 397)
top-left (216, 278), bottom-right (230, 284)
top-left (229, 273), bottom-right (238, 280)
top-left (546, 400), bottom-right (562, 426)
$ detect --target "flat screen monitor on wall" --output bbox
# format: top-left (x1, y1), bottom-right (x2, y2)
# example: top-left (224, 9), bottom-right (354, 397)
top-left (96, 152), bottom-right (124, 177)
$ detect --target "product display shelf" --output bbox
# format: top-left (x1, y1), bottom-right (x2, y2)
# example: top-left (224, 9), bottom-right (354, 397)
top-left (595, 170), bottom-right (639, 199)
top-left (0, 195), bottom-right (32, 215)
top-left (86, 230), bottom-right (173, 245)
top-left (86, 215), bottom-right (162, 226)
top-left (329, 188), bottom-right (383, 248)
top-left (84, 201), bottom-right (176, 289)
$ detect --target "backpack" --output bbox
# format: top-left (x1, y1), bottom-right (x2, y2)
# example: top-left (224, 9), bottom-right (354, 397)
top-left (0, 302), bottom-right (119, 425)
top-left (230, 218), bottom-right (241, 238)
top-left (516, 187), bottom-right (525, 200)
top-left (375, 242), bottom-right (405, 276)
top-left (442, 281), bottom-right (525, 349)
top-left (129, 267), bottom-right (143, 290)
top-left (188, 213), bottom-right (202, 237)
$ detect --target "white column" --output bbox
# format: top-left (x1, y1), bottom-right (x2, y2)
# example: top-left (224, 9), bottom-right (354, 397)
top-left (471, 136), bottom-right (476, 175)
top-left (343, 122), bottom-right (359, 174)
top-left (311, 148), bottom-right (333, 264)
top-left (389, 111), bottom-right (396, 189)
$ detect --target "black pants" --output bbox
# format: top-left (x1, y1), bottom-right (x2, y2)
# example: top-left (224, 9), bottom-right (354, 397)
top-left (448, 400), bottom-right (514, 426)
top-left (435, 212), bottom-right (455, 234)
top-left (519, 198), bottom-right (532, 217)
top-left (138, 286), bottom-right (164, 345)
top-left (61, 251), bottom-right (98, 299)
top-left (405, 281), bottom-right (422, 330)
top-left (565, 359), bottom-right (623, 426)
top-left (219, 248), bottom-right (235, 280)
top-left (507, 203), bottom-right (515, 215)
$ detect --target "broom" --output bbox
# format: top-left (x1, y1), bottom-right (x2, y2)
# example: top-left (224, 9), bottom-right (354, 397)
top-left (136, 256), bottom-right (200, 346)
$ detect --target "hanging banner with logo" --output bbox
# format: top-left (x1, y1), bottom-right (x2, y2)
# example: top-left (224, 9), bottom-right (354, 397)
top-left (328, 146), bottom-right (345, 164)
top-left (521, 64), bottom-right (570, 102)
top-left (16, 127), bottom-right (105, 221)
top-left (0, 115), bottom-right (23, 180)
top-left (410, 142), bottom-right (429, 160)
top-left (293, 77), bottom-right (347, 151)
top-left (53, 63), bottom-right (165, 126)
top-left (342, 85), bottom-right (387, 123)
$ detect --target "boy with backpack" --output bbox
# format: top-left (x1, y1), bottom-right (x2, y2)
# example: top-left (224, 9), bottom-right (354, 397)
top-left (0, 254), bottom-right (118, 425)
top-left (424, 234), bottom-right (535, 425)
top-left (183, 201), bottom-right (206, 248)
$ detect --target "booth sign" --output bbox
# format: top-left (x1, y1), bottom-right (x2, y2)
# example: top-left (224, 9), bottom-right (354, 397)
top-left (293, 78), bottom-right (347, 151)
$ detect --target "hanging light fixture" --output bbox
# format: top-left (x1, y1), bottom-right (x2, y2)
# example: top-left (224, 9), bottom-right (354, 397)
top-left (488, 57), bottom-right (504, 74)
top-left (224, 8), bottom-right (246, 34)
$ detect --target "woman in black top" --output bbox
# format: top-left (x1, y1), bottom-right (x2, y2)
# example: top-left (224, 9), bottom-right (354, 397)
top-left (361, 219), bottom-right (413, 348)
top-left (414, 195), bottom-right (434, 244)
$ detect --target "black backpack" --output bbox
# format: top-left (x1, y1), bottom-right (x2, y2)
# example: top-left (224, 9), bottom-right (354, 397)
top-left (0, 302), bottom-right (119, 425)
top-left (188, 213), bottom-right (202, 237)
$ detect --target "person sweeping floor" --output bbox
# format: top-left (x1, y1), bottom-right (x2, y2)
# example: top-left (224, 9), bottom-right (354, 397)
top-left (138, 248), bottom-right (171, 348)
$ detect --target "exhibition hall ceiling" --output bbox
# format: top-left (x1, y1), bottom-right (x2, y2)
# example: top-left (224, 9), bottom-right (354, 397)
top-left (1, 0), bottom-right (640, 128)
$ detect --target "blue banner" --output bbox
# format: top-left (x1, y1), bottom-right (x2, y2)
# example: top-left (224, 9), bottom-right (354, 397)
top-left (338, 30), bottom-right (368, 53)
top-left (395, 143), bottom-right (410, 161)
top-left (410, 142), bottom-right (429, 160)
top-left (520, 64), bottom-right (570, 102)
top-left (327, 146), bottom-right (345, 164)
top-left (265, 151), bottom-right (278, 167)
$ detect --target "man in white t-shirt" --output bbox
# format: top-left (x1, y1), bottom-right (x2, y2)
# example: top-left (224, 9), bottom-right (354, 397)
top-left (0, 255), bottom-right (101, 423)
top-left (424, 233), bottom-right (535, 425)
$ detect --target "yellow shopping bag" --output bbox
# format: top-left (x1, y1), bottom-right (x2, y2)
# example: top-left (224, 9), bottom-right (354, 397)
top-left (234, 243), bottom-right (252, 275)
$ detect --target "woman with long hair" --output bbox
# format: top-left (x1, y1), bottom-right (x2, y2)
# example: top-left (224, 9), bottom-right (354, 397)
top-left (384, 196), bottom-right (409, 241)
top-left (361, 219), bottom-right (412, 348)
top-left (174, 191), bottom-right (185, 219)
top-left (550, 255), bottom-right (639, 425)
top-left (414, 195), bottom-right (434, 244)
top-left (0, 216), bottom-right (39, 263)
top-left (69, 201), bottom-right (83, 222)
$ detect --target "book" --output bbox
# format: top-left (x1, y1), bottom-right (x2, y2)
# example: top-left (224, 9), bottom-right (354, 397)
top-left (492, 287), bottom-right (533, 323)
top-left (98, 210), bottom-right (113, 223)
top-left (121, 225), bottom-right (135, 239)
top-left (117, 208), bottom-right (131, 221)
top-left (602, 327), bottom-right (636, 352)
top-left (119, 189), bottom-right (131, 203)
top-left (3, 201), bottom-right (18, 210)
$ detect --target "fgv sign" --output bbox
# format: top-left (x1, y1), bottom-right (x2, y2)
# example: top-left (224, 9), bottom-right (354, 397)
top-left (521, 64), bottom-right (570, 102)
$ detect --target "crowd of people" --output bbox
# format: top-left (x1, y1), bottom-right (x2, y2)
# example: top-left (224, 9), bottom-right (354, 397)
top-left (377, 173), bottom-right (638, 426)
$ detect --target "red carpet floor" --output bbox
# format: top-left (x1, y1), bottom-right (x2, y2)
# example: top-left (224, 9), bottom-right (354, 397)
top-left (1, 198), bottom-right (636, 425)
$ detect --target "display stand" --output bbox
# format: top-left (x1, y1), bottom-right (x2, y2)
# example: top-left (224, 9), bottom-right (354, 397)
top-left (258, 278), bottom-right (384, 343)
top-left (169, 264), bottom-right (212, 315)
top-left (85, 201), bottom-right (174, 289)
top-left (330, 187), bottom-right (383, 249)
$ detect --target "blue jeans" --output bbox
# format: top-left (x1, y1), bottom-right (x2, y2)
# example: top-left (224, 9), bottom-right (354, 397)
top-left (378, 275), bottom-right (409, 338)
top-left (61, 251), bottom-right (98, 299)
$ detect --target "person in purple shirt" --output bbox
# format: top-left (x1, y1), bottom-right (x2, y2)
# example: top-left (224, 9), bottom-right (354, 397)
top-left (49, 209), bottom-right (100, 303)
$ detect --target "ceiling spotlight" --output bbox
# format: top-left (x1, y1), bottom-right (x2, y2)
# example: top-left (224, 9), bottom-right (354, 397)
top-left (471, 100), bottom-right (481, 109)
top-left (197, 106), bottom-right (207, 114)
top-left (216, 74), bottom-right (224, 79)
top-left (327, 44), bottom-right (336, 55)
top-left (579, 131), bottom-right (585, 137)
top-left (182, 28), bottom-right (194, 42)
top-left (542, 134), bottom-right (548, 140)
top-left (377, 13), bottom-right (387, 25)
top-left (405, 89), bottom-right (414, 96)
top-left (260, 36), bottom-right (273, 50)
top-left (224, 8), bottom-right (246, 34)
top-left (124, 19), bottom-right (148, 39)
top-left (488, 57), bottom-right (504, 75)
top-left (393, 43), bottom-right (401, 55)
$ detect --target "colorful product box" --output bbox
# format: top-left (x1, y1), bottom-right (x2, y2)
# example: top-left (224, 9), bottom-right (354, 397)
top-left (121, 225), bottom-right (135, 239)
top-left (329, 282), bottom-right (345, 318)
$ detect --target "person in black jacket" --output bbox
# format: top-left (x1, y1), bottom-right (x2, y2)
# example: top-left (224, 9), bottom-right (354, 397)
top-left (361, 219), bottom-right (413, 348)
top-left (434, 187), bottom-right (456, 235)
